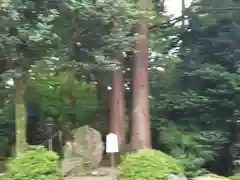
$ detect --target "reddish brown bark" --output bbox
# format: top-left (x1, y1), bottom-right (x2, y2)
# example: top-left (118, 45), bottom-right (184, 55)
top-left (109, 60), bottom-right (125, 149)
top-left (131, 0), bottom-right (152, 150)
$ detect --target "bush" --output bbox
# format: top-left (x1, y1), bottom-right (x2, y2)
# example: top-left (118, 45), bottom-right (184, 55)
top-left (118, 148), bottom-right (184, 180)
top-left (229, 175), bottom-right (240, 180)
top-left (158, 122), bottom-right (227, 178)
top-left (3, 145), bottom-right (60, 180)
top-left (193, 174), bottom-right (229, 180)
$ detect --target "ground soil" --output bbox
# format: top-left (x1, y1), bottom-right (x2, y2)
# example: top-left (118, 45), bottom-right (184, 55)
top-left (64, 167), bottom-right (118, 180)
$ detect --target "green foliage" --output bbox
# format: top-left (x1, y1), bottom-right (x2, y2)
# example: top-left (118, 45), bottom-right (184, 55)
top-left (175, 0), bottom-right (240, 173)
top-left (0, 88), bottom-right (14, 157)
top-left (27, 60), bottom-right (98, 127)
top-left (149, 58), bottom-right (228, 176)
top-left (0, 0), bottom-right (61, 73)
top-left (158, 122), bottom-right (227, 177)
top-left (2, 0), bottom-right (240, 177)
top-left (193, 174), bottom-right (229, 180)
top-left (53, 0), bottom-right (139, 68)
top-left (118, 148), bottom-right (184, 180)
top-left (148, 0), bottom-right (240, 175)
top-left (3, 146), bottom-right (60, 180)
top-left (233, 165), bottom-right (240, 175)
top-left (229, 176), bottom-right (240, 180)
top-left (0, 0), bottom-right (139, 75)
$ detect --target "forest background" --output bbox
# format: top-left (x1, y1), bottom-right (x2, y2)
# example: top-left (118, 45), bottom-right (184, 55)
top-left (1, 0), bottom-right (240, 178)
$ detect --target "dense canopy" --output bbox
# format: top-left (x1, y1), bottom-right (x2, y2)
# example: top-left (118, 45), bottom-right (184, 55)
top-left (1, 0), bottom-right (240, 178)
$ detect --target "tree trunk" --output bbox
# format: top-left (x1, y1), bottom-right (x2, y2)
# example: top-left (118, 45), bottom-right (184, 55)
top-left (131, 0), bottom-right (152, 150)
top-left (15, 74), bottom-right (27, 155)
top-left (0, 59), bottom-right (6, 73)
top-left (0, 59), bottom-right (6, 109)
top-left (67, 70), bottom-right (75, 105)
top-left (109, 58), bottom-right (125, 150)
top-left (95, 71), bottom-right (111, 134)
top-left (181, 0), bottom-right (185, 31)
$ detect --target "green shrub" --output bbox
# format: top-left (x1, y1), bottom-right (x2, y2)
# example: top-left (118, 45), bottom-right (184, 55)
top-left (193, 174), bottom-right (229, 180)
top-left (158, 122), bottom-right (227, 178)
top-left (118, 148), bottom-right (184, 180)
top-left (3, 145), bottom-right (60, 180)
top-left (229, 175), bottom-right (240, 180)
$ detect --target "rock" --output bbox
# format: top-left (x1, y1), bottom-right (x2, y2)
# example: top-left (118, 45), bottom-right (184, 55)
top-left (89, 170), bottom-right (107, 176)
top-left (168, 173), bottom-right (187, 180)
top-left (61, 126), bottom-right (104, 177)
top-left (193, 174), bottom-right (229, 180)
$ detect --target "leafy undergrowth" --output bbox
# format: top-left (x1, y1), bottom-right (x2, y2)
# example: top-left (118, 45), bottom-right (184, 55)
top-left (118, 148), bottom-right (184, 180)
top-left (3, 146), bottom-right (60, 180)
